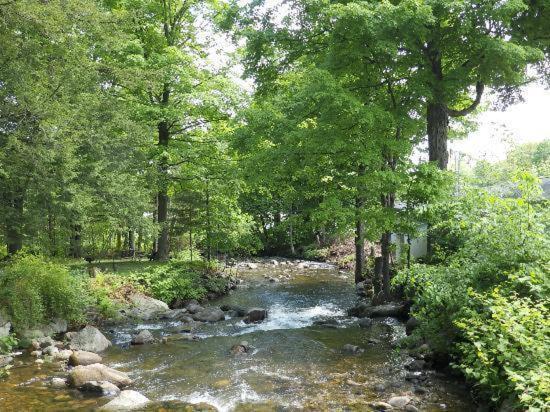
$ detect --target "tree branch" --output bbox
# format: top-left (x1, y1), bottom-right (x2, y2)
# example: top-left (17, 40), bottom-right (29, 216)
top-left (447, 81), bottom-right (485, 117)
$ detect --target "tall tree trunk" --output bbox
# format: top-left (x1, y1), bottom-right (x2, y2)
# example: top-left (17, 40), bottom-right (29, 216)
top-left (427, 102), bottom-right (449, 170)
top-left (47, 210), bottom-right (56, 256)
top-left (128, 230), bottom-right (135, 258)
top-left (156, 110), bottom-right (170, 261)
top-left (6, 191), bottom-right (24, 255)
top-left (70, 224), bottom-right (82, 258)
top-left (380, 231), bottom-right (392, 301)
top-left (205, 183), bottom-right (212, 261)
top-left (354, 215), bottom-right (365, 284)
top-left (354, 164), bottom-right (366, 284)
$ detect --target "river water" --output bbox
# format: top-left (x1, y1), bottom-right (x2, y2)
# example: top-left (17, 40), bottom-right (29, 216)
top-left (0, 261), bottom-right (474, 411)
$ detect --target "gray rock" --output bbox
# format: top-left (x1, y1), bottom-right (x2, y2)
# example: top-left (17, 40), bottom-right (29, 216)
top-left (388, 396), bottom-right (411, 408)
top-left (80, 380), bottom-right (121, 396)
top-left (405, 359), bottom-right (426, 371)
top-left (405, 405), bottom-right (419, 412)
top-left (42, 345), bottom-right (59, 356)
top-left (50, 377), bottom-right (67, 388)
top-left (131, 330), bottom-right (155, 345)
top-left (160, 309), bottom-right (188, 320)
top-left (69, 350), bottom-right (102, 366)
top-left (245, 262), bottom-right (258, 269)
top-left (367, 303), bottom-right (407, 318)
top-left (220, 305), bottom-right (246, 317)
top-left (99, 390), bottom-right (150, 410)
top-left (358, 318), bottom-right (373, 328)
top-left (230, 341), bottom-right (250, 355)
top-left (0, 355), bottom-right (13, 368)
top-left (68, 363), bottom-right (132, 388)
top-left (185, 303), bottom-right (204, 314)
top-left (127, 293), bottom-right (170, 320)
top-left (53, 349), bottom-right (73, 361)
top-left (342, 344), bottom-right (364, 354)
top-left (406, 317), bottom-right (420, 335)
top-left (243, 308), bottom-right (267, 324)
top-left (347, 302), bottom-right (370, 317)
top-left (192, 308), bottom-right (225, 322)
top-left (371, 401), bottom-right (393, 411)
top-left (313, 318), bottom-right (339, 328)
top-left (67, 326), bottom-right (112, 353)
top-left (30, 350), bottom-right (42, 357)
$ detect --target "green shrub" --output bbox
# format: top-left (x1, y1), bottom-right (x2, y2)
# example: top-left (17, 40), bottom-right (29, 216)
top-left (393, 173), bottom-right (549, 409)
top-left (128, 260), bottom-right (228, 304)
top-left (303, 246), bottom-right (330, 261)
top-left (0, 254), bottom-right (88, 331)
top-left (455, 290), bottom-right (549, 410)
top-left (0, 334), bottom-right (18, 355)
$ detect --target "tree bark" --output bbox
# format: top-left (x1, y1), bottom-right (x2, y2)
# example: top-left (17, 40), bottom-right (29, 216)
top-left (427, 102), bottom-right (449, 170)
top-left (354, 164), bottom-right (366, 284)
top-left (380, 231), bottom-right (392, 301)
top-left (156, 110), bottom-right (170, 261)
top-left (6, 192), bottom-right (23, 255)
top-left (70, 224), bottom-right (82, 258)
top-left (128, 230), bottom-right (135, 258)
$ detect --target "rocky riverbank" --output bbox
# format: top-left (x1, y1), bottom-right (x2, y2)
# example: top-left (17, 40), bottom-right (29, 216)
top-left (0, 259), bottom-right (474, 411)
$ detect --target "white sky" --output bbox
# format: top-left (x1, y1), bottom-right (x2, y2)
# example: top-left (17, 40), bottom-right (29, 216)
top-left (451, 83), bottom-right (550, 163)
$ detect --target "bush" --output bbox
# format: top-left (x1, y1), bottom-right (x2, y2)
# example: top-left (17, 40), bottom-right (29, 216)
top-left (303, 245), bottom-right (330, 261)
top-left (0, 254), bottom-right (88, 331)
top-left (393, 174), bottom-right (549, 409)
top-left (0, 334), bottom-right (18, 355)
top-left (455, 290), bottom-right (549, 410)
top-left (127, 260), bottom-right (228, 305)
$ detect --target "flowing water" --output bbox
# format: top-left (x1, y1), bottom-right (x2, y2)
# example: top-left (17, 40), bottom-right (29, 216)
top-left (0, 261), bottom-right (474, 411)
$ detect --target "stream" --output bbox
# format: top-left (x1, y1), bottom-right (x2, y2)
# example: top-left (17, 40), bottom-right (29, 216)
top-left (0, 261), bottom-right (474, 411)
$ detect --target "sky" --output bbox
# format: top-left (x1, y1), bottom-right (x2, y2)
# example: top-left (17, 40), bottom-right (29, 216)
top-left (450, 83), bottom-right (550, 163)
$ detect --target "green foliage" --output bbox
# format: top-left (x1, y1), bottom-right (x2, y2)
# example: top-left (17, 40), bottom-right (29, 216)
top-left (0, 255), bottom-right (88, 331)
top-left (0, 334), bottom-right (18, 355)
top-left (127, 260), bottom-right (228, 304)
top-left (455, 290), bottom-right (549, 410)
top-left (394, 173), bottom-right (549, 408)
top-left (303, 246), bottom-right (330, 261)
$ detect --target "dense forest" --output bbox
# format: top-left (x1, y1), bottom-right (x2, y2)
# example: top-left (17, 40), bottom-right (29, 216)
top-left (0, 1), bottom-right (548, 411)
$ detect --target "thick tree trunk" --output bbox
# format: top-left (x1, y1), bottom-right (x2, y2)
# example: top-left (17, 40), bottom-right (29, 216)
top-left (128, 230), bottom-right (135, 258)
top-left (156, 116), bottom-right (170, 261)
top-left (354, 217), bottom-right (365, 284)
top-left (205, 184), bottom-right (212, 261)
top-left (5, 190), bottom-right (24, 255)
top-left (380, 231), bottom-right (392, 301)
top-left (70, 224), bottom-right (82, 258)
top-left (427, 102), bottom-right (449, 170)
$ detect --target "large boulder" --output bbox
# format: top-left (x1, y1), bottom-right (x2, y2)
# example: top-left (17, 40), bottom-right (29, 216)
top-left (69, 350), bottom-right (102, 366)
top-left (348, 302), bottom-right (407, 319)
top-left (192, 308), bottom-right (225, 322)
top-left (131, 330), bottom-right (155, 345)
top-left (160, 309), bottom-right (188, 320)
top-left (80, 380), bottom-right (121, 397)
top-left (347, 302), bottom-right (370, 318)
top-left (100, 390), bottom-right (150, 410)
top-left (367, 303), bottom-right (407, 319)
top-left (243, 308), bottom-right (267, 324)
top-left (342, 344), bottom-right (364, 354)
top-left (127, 293), bottom-right (170, 320)
top-left (220, 305), bottom-right (246, 317)
top-left (67, 326), bottom-right (112, 353)
top-left (68, 363), bottom-right (132, 388)
top-left (388, 396), bottom-right (411, 408)
top-left (185, 302), bottom-right (204, 314)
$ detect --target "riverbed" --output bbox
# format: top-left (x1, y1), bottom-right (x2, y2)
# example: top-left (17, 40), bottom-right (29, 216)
top-left (0, 261), bottom-right (474, 411)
